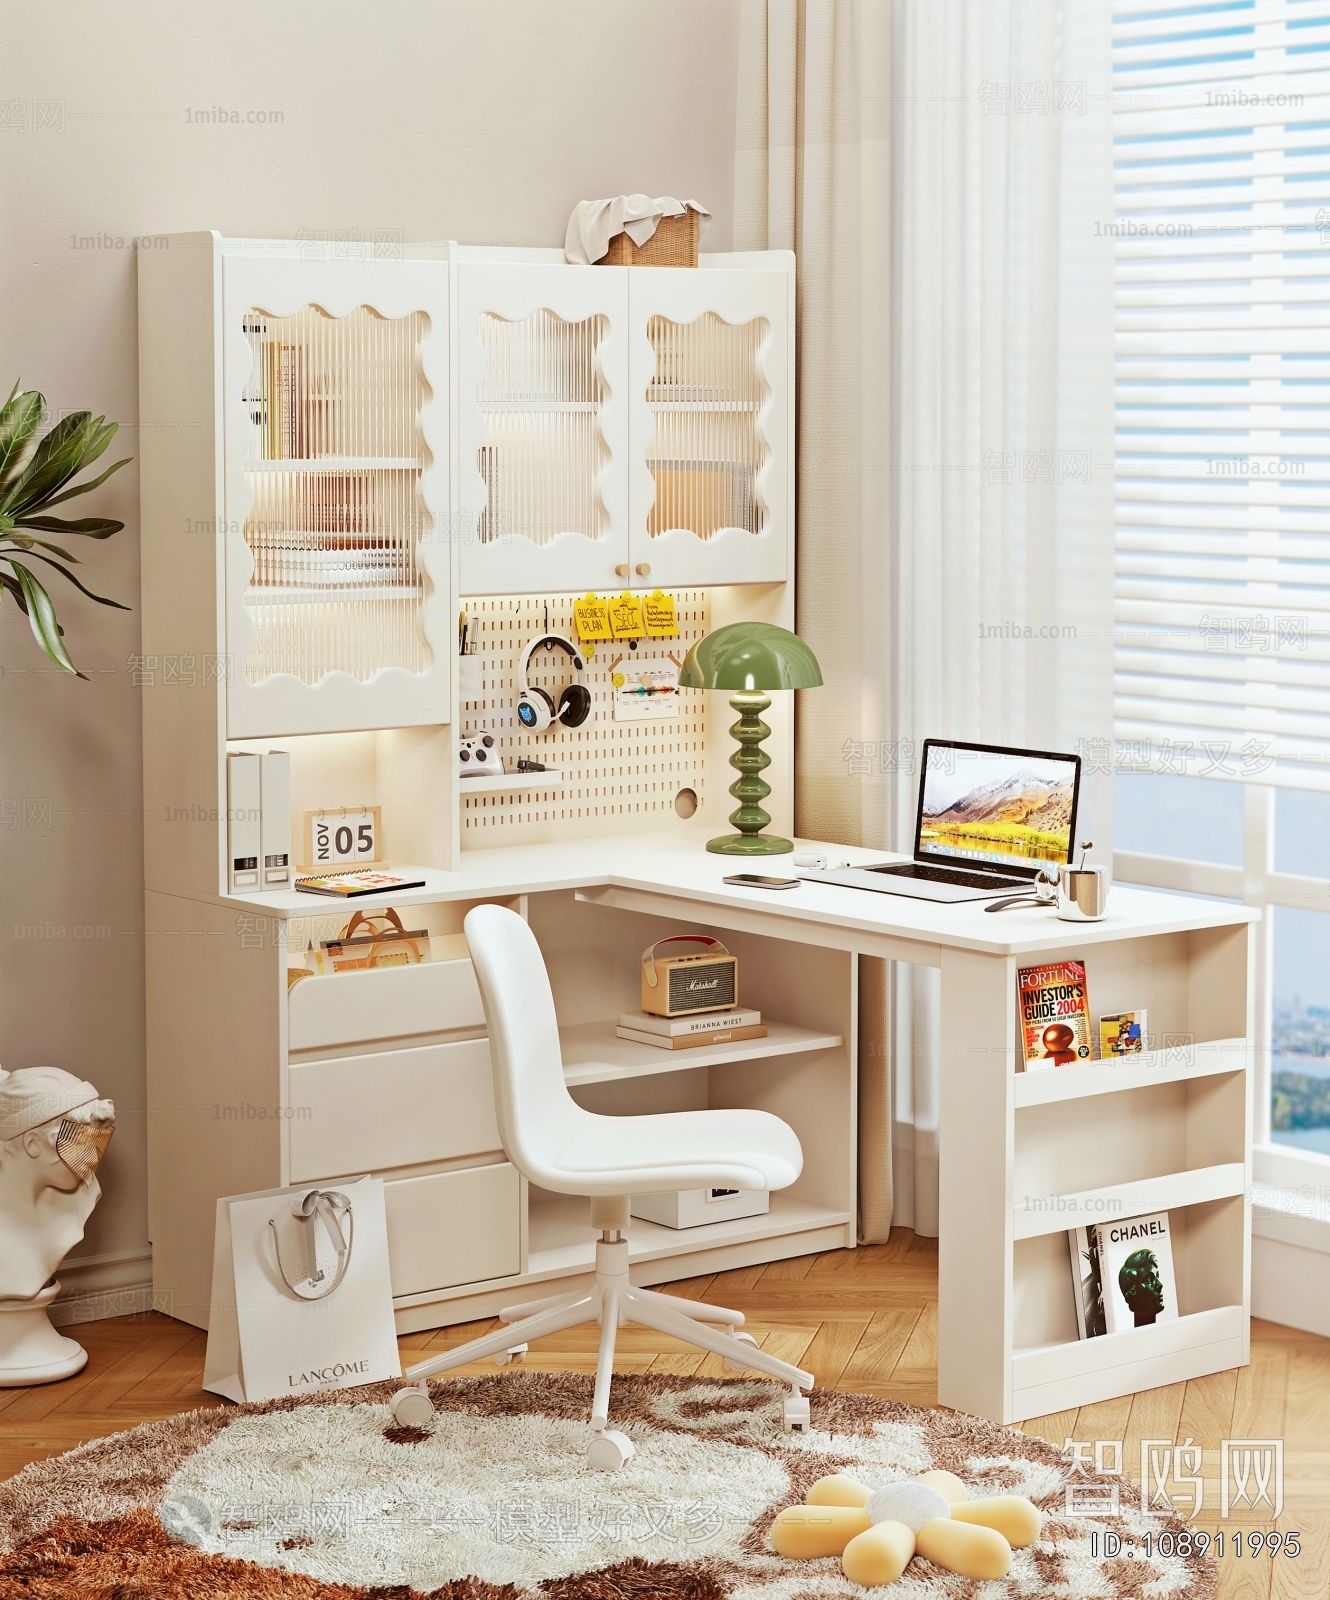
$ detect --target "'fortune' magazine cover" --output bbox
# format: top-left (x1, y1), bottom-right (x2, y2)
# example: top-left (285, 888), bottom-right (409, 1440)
top-left (1018, 960), bottom-right (1092, 1069)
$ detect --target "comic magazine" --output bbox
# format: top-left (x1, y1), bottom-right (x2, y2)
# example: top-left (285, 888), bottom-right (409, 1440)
top-left (1018, 960), bottom-right (1092, 1069)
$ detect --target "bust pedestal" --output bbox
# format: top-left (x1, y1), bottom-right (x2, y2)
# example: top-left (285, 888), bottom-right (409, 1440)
top-left (0, 1282), bottom-right (88, 1385)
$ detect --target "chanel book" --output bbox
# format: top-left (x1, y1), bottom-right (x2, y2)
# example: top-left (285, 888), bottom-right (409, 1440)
top-left (1092, 1212), bottom-right (1178, 1334)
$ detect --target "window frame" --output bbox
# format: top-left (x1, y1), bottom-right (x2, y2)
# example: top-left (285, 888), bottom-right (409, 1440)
top-left (1116, 786), bottom-right (1330, 1172)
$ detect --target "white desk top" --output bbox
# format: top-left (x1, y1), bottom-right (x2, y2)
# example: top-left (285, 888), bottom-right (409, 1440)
top-left (218, 830), bottom-right (1257, 959)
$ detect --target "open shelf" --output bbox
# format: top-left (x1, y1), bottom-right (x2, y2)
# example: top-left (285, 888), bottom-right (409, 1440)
top-left (459, 769), bottom-right (564, 796)
top-left (1014, 1162), bottom-right (1246, 1241)
top-left (245, 457), bottom-right (423, 472)
top-left (527, 1190), bottom-right (851, 1275)
top-left (558, 1017), bottom-right (843, 1087)
top-left (1011, 1303), bottom-right (1245, 1419)
top-left (1014, 1036), bottom-right (1248, 1108)
top-left (246, 585), bottom-right (424, 604)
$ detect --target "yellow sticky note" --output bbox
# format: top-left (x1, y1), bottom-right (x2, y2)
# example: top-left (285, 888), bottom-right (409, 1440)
top-left (642, 589), bottom-right (678, 638)
top-left (609, 591), bottom-right (645, 640)
top-left (573, 592), bottom-right (613, 643)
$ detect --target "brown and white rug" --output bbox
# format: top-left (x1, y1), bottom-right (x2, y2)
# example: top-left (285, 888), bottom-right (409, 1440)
top-left (0, 1372), bottom-right (1214, 1598)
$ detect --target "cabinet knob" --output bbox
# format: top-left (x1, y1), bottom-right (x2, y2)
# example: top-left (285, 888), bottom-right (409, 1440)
top-left (615, 564), bottom-right (630, 578)
top-left (635, 563), bottom-right (651, 577)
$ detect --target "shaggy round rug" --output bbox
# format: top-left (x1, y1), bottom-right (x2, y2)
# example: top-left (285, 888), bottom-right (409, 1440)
top-left (0, 1372), bottom-right (1214, 1598)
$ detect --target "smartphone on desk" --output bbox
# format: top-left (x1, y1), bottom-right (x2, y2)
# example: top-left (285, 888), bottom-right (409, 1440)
top-left (722, 873), bottom-right (802, 890)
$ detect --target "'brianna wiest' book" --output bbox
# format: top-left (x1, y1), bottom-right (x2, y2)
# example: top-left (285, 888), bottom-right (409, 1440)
top-left (1092, 1211), bottom-right (1178, 1334)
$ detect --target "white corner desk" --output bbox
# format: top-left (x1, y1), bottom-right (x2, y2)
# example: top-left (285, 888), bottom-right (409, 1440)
top-left (146, 830), bottom-right (1255, 1425)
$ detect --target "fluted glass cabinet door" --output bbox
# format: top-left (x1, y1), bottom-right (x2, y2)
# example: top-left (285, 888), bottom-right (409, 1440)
top-left (455, 262), bottom-right (630, 596)
top-left (627, 265), bottom-right (791, 589)
top-left (221, 254), bottom-right (450, 739)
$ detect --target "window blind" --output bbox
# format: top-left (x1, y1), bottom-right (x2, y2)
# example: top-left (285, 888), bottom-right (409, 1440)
top-left (1113, 0), bottom-right (1330, 790)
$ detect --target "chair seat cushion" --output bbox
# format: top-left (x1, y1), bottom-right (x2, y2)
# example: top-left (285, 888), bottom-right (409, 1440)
top-left (548, 1106), bottom-right (803, 1195)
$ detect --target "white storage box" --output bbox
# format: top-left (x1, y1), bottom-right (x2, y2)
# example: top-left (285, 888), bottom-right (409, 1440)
top-left (631, 1186), bottom-right (770, 1229)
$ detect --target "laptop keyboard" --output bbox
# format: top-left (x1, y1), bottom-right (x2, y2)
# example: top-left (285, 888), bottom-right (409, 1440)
top-left (867, 863), bottom-right (1029, 891)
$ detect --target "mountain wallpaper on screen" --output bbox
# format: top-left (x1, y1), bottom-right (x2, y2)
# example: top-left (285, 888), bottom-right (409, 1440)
top-left (922, 771), bottom-right (1074, 861)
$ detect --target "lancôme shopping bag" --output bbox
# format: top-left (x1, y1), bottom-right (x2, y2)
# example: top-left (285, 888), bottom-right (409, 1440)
top-left (203, 1175), bottom-right (400, 1404)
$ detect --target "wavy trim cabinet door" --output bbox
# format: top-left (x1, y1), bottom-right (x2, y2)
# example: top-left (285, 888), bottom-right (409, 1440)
top-left (221, 253), bottom-right (451, 738)
top-left (455, 260), bottom-right (630, 596)
top-left (627, 261), bottom-right (793, 589)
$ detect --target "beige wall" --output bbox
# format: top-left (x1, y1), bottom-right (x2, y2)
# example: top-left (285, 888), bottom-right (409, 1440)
top-left (0, 0), bottom-right (740, 1293)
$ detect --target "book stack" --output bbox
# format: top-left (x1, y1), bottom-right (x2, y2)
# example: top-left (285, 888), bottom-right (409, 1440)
top-left (1068, 1210), bottom-right (1178, 1339)
top-left (617, 1007), bottom-right (766, 1050)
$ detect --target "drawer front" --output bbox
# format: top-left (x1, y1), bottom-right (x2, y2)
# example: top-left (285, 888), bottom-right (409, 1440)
top-left (385, 1163), bottom-right (522, 1295)
top-left (288, 958), bottom-right (485, 1051)
top-left (288, 1038), bottom-right (498, 1181)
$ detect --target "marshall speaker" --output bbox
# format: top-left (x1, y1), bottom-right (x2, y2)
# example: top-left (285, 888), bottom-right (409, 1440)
top-left (640, 935), bottom-right (737, 1017)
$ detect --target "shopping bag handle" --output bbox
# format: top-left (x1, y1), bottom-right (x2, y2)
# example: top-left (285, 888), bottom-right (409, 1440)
top-left (269, 1188), bottom-right (354, 1300)
top-left (337, 907), bottom-right (422, 967)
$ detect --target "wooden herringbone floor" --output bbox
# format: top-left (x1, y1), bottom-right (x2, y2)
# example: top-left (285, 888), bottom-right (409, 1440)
top-left (1, 1230), bottom-right (1325, 1599)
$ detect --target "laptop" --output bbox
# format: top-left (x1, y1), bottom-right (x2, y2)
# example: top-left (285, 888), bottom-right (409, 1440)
top-left (808, 739), bottom-right (1082, 902)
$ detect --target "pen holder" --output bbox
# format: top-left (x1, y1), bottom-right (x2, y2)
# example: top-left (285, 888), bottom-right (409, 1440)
top-left (458, 654), bottom-right (484, 702)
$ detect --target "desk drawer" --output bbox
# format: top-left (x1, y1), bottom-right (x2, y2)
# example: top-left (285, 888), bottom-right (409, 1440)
top-left (288, 1039), bottom-right (498, 1181)
top-left (385, 1164), bottom-right (522, 1295)
top-left (288, 958), bottom-right (485, 1051)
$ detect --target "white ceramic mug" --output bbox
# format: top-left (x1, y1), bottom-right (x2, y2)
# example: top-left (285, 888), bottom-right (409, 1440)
top-left (1056, 864), bottom-right (1111, 921)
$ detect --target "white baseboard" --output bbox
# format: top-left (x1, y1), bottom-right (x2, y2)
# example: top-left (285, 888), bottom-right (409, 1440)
top-left (1252, 1179), bottom-right (1330, 1338)
top-left (1253, 1237), bottom-right (1330, 1338)
top-left (49, 1247), bottom-right (160, 1328)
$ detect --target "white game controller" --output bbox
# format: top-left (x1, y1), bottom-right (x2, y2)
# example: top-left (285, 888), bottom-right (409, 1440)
top-left (458, 731), bottom-right (503, 779)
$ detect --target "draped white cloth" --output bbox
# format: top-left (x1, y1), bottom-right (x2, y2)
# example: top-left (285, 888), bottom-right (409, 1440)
top-left (734, 0), bottom-right (1114, 1238)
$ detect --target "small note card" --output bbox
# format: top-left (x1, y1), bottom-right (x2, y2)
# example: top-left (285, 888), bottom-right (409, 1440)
top-left (612, 659), bottom-right (680, 722)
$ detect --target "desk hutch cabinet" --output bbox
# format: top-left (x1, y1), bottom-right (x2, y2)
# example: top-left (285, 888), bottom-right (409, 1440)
top-left (137, 232), bottom-right (818, 1339)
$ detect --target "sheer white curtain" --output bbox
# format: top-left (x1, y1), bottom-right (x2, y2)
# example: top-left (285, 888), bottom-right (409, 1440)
top-left (735, 0), bottom-right (1114, 1238)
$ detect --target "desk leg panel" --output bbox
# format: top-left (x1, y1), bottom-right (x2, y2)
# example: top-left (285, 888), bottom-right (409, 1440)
top-left (938, 947), bottom-right (1015, 1423)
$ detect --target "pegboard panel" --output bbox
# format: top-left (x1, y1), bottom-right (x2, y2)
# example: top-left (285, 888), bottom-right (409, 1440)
top-left (459, 591), bottom-right (709, 848)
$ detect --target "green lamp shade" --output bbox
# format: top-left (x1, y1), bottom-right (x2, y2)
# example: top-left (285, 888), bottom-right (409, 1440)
top-left (680, 623), bottom-right (822, 855)
top-left (679, 622), bottom-right (824, 692)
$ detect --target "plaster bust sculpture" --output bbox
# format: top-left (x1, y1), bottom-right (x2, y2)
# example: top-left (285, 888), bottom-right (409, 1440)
top-left (0, 1065), bottom-right (115, 1384)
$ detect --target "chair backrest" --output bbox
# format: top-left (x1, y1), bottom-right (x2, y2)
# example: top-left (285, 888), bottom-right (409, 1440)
top-left (463, 903), bottom-right (583, 1189)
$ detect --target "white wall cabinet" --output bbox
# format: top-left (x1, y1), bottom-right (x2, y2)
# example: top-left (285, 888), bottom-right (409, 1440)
top-left (627, 261), bottom-right (792, 589)
top-left (455, 249), bottom-right (795, 596)
top-left (221, 250), bottom-right (452, 738)
top-left (454, 256), bottom-right (632, 597)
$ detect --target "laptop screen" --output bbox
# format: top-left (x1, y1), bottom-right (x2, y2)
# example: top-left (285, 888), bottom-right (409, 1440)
top-left (915, 740), bottom-right (1082, 877)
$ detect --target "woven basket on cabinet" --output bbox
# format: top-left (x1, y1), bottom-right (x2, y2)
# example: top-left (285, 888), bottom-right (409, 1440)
top-left (598, 210), bottom-right (699, 267)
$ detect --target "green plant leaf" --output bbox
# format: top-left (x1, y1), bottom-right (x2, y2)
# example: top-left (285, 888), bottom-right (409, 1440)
top-left (1, 412), bottom-right (115, 518)
top-left (15, 515), bottom-right (125, 537)
top-left (9, 560), bottom-right (79, 674)
top-left (38, 454), bottom-right (130, 506)
top-left (0, 388), bottom-right (45, 498)
top-left (14, 549), bottom-right (130, 609)
top-left (0, 570), bottom-right (30, 614)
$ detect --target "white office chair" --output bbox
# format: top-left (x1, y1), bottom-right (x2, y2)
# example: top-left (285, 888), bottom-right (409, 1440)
top-left (390, 903), bottom-right (814, 1469)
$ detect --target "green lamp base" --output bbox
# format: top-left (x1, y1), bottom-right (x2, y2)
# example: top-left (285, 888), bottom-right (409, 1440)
top-left (707, 691), bottom-right (793, 857)
top-left (706, 832), bottom-right (794, 856)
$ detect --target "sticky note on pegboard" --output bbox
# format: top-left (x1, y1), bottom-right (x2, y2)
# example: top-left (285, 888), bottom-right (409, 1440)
top-left (574, 593), bottom-right (613, 644)
top-left (608, 591), bottom-right (645, 640)
top-left (642, 590), bottom-right (678, 638)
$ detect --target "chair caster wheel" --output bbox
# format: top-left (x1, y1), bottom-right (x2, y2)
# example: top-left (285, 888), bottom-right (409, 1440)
top-left (783, 1392), bottom-right (811, 1433)
top-left (492, 1344), bottom-right (528, 1367)
top-left (588, 1429), bottom-right (636, 1472)
top-left (389, 1385), bottom-right (434, 1429)
top-left (724, 1330), bottom-right (760, 1372)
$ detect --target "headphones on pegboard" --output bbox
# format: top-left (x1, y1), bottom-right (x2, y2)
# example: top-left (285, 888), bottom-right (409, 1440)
top-left (516, 634), bottom-right (592, 733)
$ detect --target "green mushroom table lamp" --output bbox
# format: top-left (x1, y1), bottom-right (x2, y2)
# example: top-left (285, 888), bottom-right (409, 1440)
top-left (679, 621), bottom-right (823, 855)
